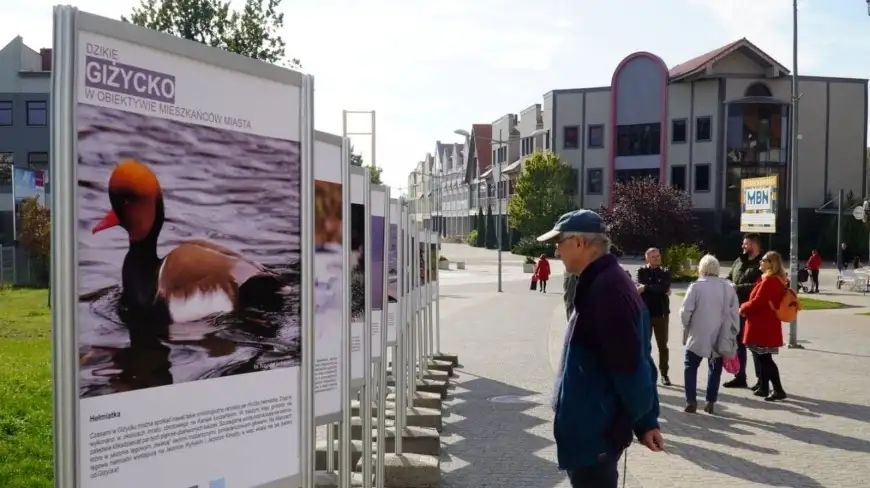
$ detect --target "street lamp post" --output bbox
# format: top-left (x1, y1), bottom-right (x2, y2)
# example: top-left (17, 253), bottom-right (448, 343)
top-left (454, 127), bottom-right (549, 293)
top-left (787, 0), bottom-right (803, 349)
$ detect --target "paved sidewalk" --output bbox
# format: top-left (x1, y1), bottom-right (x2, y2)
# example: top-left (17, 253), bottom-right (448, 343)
top-left (439, 269), bottom-right (870, 488)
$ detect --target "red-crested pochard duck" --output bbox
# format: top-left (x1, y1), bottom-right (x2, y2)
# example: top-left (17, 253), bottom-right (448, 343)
top-left (92, 159), bottom-right (291, 324)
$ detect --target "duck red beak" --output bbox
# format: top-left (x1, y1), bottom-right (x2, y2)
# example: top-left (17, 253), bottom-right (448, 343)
top-left (92, 210), bottom-right (120, 234)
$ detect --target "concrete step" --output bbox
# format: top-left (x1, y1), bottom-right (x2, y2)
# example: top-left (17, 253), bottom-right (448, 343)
top-left (314, 470), bottom-right (369, 487)
top-left (350, 416), bottom-right (395, 440)
top-left (432, 352), bottom-right (459, 366)
top-left (315, 439), bottom-right (363, 471)
top-left (383, 406), bottom-right (442, 431)
top-left (386, 390), bottom-right (442, 410)
top-left (371, 426), bottom-right (440, 456)
top-left (388, 368), bottom-right (450, 383)
top-left (387, 378), bottom-right (448, 398)
top-left (356, 453), bottom-right (440, 488)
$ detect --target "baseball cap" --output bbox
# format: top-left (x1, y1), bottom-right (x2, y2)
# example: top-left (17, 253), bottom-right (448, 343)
top-left (537, 209), bottom-right (608, 242)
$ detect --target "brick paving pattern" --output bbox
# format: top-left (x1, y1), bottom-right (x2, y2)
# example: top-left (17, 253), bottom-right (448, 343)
top-left (437, 258), bottom-right (870, 488)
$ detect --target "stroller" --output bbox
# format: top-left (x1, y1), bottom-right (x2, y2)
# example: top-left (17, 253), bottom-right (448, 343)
top-left (796, 267), bottom-right (811, 293)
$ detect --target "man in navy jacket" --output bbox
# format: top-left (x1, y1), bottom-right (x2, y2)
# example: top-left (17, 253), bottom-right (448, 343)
top-left (539, 210), bottom-right (663, 488)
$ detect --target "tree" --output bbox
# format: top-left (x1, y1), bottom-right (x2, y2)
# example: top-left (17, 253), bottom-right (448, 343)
top-left (599, 176), bottom-right (698, 254)
top-left (472, 207), bottom-right (485, 247)
top-left (18, 197), bottom-right (51, 285)
top-left (123, 0), bottom-right (301, 68)
top-left (349, 145), bottom-right (364, 167)
top-left (485, 205), bottom-right (497, 249)
top-left (348, 144), bottom-right (383, 185)
top-left (500, 214), bottom-right (510, 251)
top-left (368, 165), bottom-right (383, 185)
top-left (507, 151), bottom-right (575, 239)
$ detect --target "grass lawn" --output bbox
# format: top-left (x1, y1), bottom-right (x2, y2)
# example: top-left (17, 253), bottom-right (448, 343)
top-left (0, 288), bottom-right (52, 488)
top-left (673, 291), bottom-right (845, 311)
top-left (799, 297), bottom-right (848, 310)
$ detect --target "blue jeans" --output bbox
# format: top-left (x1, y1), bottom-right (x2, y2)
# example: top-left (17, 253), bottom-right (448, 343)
top-left (684, 350), bottom-right (724, 404)
top-left (567, 452), bottom-right (621, 488)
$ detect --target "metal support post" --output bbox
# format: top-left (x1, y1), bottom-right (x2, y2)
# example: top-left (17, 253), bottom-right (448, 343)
top-left (787, 0), bottom-right (803, 349)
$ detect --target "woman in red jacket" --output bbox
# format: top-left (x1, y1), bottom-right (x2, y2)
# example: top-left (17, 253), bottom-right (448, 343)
top-left (534, 254), bottom-right (551, 293)
top-left (739, 251), bottom-right (787, 401)
top-left (806, 249), bottom-right (822, 293)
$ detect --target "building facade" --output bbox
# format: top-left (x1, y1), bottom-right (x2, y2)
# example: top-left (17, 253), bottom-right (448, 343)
top-left (434, 141), bottom-right (468, 238)
top-left (0, 36), bottom-right (51, 246)
top-left (541, 38), bottom-right (867, 247)
top-left (461, 123), bottom-right (492, 238)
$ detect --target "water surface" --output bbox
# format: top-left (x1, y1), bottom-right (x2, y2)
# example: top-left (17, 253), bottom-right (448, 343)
top-left (77, 104), bottom-right (301, 398)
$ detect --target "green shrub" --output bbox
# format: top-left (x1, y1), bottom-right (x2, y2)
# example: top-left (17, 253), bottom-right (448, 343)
top-left (467, 229), bottom-right (481, 247)
top-left (524, 255), bottom-right (536, 264)
top-left (662, 244), bottom-right (702, 277)
top-left (511, 236), bottom-right (554, 257)
top-left (439, 255), bottom-right (448, 261)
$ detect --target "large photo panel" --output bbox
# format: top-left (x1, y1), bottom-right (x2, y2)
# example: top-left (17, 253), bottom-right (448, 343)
top-left (430, 231), bottom-right (439, 298)
top-left (313, 131), bottom-right (343, 421)
top-left (370, 187), bottom-right (386, 359)
top-left (75, 19), bottom-right (302, 488)
top-left (349, 169), bottom-right (366, 384)
top-left (386, 199), bottom-right (398, 346)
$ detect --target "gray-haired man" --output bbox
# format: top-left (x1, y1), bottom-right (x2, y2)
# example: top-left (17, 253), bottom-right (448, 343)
top-left (544, 209), bottom-right (663, 488)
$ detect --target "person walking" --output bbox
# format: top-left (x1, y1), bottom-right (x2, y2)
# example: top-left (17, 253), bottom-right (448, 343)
top-left (722, 233), bottom-right (763, 390)
top-left (539, 210), bottom-right (663, 488)
top-left (678, 255), bottom-right (740, 415)
top-left (806, 249), bottom-right (822, 293)
top-left (838, 242), bottom-right (852, 271)
top-left (534, 254), bottom-right (552, 293)
top-left (636, 247), bottom-right (672, 386)
top-left (740, 251), bottom-right (789, 401)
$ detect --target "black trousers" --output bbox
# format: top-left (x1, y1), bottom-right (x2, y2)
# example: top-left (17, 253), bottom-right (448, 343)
top-left (754, 352), bottom-right (784, 393)
top-left (810, 270), bottom-right (820, 291)
top-left (567, 454), bottom-right (621, 488)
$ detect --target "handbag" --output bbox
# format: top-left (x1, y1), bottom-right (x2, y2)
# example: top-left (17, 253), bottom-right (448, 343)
top-left (530, 278), bottom-right (538, 291)
top-left (722, 356), bottom-right (741, 374)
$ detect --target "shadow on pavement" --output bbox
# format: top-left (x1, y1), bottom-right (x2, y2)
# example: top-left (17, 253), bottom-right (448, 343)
top-left (801, 347), bottom-right (870, 359)
top-left (665, 439), bottom-right (824, 487)
top-left (656, 389), bottom-right (870, 485)
top-left (440, 374), bottom-right (566, 488)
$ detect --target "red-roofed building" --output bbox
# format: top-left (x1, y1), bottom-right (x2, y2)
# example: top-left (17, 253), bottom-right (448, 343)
top-left (533, 38), bottom-right (866, 247)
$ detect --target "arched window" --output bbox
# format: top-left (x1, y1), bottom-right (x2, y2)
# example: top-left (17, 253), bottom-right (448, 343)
top-left (745, 82), bottom-right (773, 98)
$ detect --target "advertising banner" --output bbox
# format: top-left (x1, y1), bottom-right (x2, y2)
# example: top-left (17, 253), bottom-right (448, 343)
top-left (349, 168), bottom-right (366, 383)
top-left (12, 166), bottom-right (47, 238)
top-left (418, 230), bottom-right (427, 308)
top-left (429, 231), bottom-right (439, 299)
top-left (370, 187), bottom-right (386, 359)
top-left (313, 131), bottom-right (343, 422)
top-left (740, 175), bottom-right (778, 233)
top-left (386, 199), bottom-right (398, 346)
top-left (13, 166), bottom-right (46, 203)
top-left (74, 21), bottom-right (302, 488)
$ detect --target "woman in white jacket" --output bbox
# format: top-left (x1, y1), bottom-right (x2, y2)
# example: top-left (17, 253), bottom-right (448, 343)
top-left (679, 254), bottom-right (740, 414)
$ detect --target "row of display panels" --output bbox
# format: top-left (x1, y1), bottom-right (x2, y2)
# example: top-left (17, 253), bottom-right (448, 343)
top-left (51, 7), bottom-right (440, 488)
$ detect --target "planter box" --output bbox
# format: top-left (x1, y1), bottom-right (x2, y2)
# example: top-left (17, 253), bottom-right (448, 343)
top-left (456, 261), bottom-right (466, 270)
top-left (438, 260), bottom-right (450, 270)
top-left (523, 263), bottom-right (535, 273)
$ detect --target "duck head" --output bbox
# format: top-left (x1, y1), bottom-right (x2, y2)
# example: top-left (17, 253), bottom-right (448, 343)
top-left (92, 159), bottom-right (165, 243)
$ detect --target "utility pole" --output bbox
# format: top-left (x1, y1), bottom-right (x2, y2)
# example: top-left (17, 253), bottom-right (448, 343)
top-left (496, 129), bottom-right (503, 293)
top-left (787, 0), bottom-right (803, 349)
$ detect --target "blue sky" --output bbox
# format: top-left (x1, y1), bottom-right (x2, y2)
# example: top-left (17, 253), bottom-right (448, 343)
top-left (5, 0), bottom-right (870, 191)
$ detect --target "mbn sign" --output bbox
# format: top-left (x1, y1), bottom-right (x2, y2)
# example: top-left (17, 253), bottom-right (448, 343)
top-left (747, 189), bottom-right (769, 206)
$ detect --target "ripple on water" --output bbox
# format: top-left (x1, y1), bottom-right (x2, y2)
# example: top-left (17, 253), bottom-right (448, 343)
top-left (76, 103), bottom-right (302, 398)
